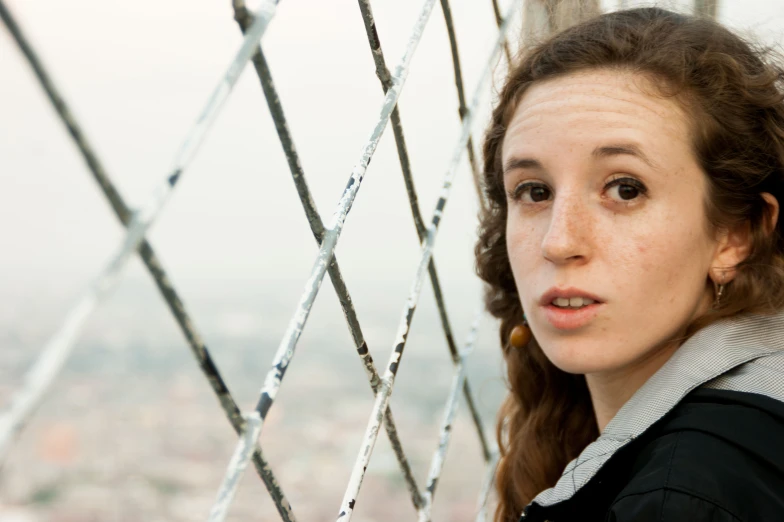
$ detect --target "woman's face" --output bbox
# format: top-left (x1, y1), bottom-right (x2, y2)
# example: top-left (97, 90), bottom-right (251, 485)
top-left (502, 69), bottom-right (719, 376)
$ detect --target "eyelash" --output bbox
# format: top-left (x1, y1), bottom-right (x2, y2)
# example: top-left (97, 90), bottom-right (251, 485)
top-left (507, 177), bottom-right (648, 206)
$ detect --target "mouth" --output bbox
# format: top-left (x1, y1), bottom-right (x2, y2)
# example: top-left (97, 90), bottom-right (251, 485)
top-left (541, 302), bottom-right (604, 330)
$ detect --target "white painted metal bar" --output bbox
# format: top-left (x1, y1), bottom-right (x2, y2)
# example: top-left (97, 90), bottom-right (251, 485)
top-left (207, 413), bottom-right (263, 522)
top-left (0, 0), bottom-right (280, 459)
top-left (233, 1), bottom-right (425, 510)
top-left (417, 312), bottom-right (482, 522)
top-left (334, 3), bottom-right (519, 520)
top-left (251, 0), bottom-right (438, 430)
top-left (203, 1), bottom-right (440, 515)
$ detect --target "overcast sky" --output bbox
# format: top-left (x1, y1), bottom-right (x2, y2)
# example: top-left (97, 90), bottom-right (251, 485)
top-left (2, 0), bottom-right (784, 340)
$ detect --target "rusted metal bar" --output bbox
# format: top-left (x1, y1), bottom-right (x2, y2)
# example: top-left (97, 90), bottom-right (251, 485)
top-left (356, 0), bottom-right (490, 463)
top-left (249, 0), bottom-right (437, 429)
top-left (439, 0), bottom-right (487, 215)
top-left (209, 0), bottom-right (439, 503)
top-left (0, 0), bottom-right (280, 460)
top-left (335, 5), bottom-right (518, 520)
top-left (233, 0), bottom-right (423, 511)
top-left (0, 3), bottom-right (295, 518)
top-left (418, 363), bottom-right (468, 522)
top-left (417, 312), bottom-right (481, 522)
top-left (491, 0), bottom-right (513, 63)
top-left (439, 0), bottom-right (498, 458)
top-left (356, 0), bottom-right (424, 239)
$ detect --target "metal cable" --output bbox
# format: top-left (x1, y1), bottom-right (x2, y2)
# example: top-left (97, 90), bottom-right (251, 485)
top-left (439, 0), bottom-right (487, 215)
top-left (417, 311), bottom-right (482, 522)
top-left (0, 2), bottom-right (295, 518)
top-left (335, 4), bottom-right (518, 520)
top-left (356, 0), bottom-right (491, 464)
top-left (232, 0), bottom-right (423, 511)
top-left (205, 0), bottom-right (440, 516)
top-left (0, 0), bottom-right (524, 518)
top-left (0, 0), bottom-right (280, 457)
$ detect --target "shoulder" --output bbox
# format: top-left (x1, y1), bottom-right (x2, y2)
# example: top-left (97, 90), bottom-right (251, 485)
top-left (608, 430), bottom-right (748, 521)
top-left (608, 389), bottom-right (784, 522)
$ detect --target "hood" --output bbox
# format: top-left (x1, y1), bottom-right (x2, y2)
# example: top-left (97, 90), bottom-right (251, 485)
top-left (528, 308), bottom-right (784, 510)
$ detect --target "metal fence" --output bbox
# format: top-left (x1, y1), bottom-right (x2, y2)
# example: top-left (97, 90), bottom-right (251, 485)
top-left (0, 1), bottom-right (519, 520)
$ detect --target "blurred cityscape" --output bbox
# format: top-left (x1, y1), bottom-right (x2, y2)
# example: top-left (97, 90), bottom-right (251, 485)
top-left (0, 278), bottom-right (506, 521)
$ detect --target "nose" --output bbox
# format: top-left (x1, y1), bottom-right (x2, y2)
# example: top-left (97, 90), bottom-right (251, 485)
top-left (540, 188), bottom-right (591, 264)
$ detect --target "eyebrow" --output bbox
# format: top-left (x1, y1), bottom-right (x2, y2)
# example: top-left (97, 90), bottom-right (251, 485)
top-left (592, 143), bottom-right (660, 170)
top-left (502, 142), bottom-right (660, 176)
top-left (502, 157), bottom-right (543, 175)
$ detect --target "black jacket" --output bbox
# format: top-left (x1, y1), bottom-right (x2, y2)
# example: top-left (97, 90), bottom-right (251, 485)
top-left (521, 311), bottom-right (784, 522)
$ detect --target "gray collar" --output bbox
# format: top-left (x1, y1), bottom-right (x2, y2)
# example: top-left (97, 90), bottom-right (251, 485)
top-left (530, 309), bottom-right (784, 509)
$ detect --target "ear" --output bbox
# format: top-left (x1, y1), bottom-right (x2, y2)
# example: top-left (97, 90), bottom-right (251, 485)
top-left (710, 192), bottom-right (779, 283)
top-left (762, 192), bottom-right (780, 237)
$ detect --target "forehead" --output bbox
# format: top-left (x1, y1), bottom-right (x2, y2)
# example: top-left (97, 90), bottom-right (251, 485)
top-left (502, 69), bottom-right (693, 159)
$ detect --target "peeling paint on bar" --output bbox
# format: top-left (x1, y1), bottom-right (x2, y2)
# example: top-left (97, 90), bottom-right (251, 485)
top-left (335, 4), bottom-right (518, 520)
top-left (417, 311), bottom-right (481, 522)
top-left (248, 0), bottom-right (438, 431)
top-left (439, 0), bottom-right (487, 214)
top-left (418, 363), bottom-right (467, 522)
top-left (358, 0), bottom-right (428, 239)
top-left (489, 0), bottom-right (513, 65)
top-left (257, 455), bottom-right (296, 521)
top-left (0, 1), bottom-right (294, 515)
top-left (207, 412), bottom-right (263, 522)
top-left (206, 0), bottom-right (439, 507)
top-left (358, 0), bottom-right (491, 463)
top-left (1, 0), bottom-right (517, 518)
top-left (0, 0), bottom-right (279, 460)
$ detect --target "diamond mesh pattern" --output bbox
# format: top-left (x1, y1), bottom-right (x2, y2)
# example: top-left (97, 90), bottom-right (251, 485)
top-left (0, 1), bottom-right (521, 520)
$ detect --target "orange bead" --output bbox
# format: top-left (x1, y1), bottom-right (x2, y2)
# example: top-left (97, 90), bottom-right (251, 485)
top-left (510, 324), bottom-right (531, 348)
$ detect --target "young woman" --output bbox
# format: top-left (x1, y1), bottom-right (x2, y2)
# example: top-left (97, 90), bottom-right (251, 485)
top-left (476, 7), bottom-right (784, 521)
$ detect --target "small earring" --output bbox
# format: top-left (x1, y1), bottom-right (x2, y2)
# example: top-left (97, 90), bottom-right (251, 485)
top-left (510, 313), bottom-right (532, 349)
top-left (713, 274), bottom-right (726, 308)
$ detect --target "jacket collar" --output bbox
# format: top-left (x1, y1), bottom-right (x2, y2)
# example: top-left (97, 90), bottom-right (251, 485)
top-left (529, 309), bottom-right (784, 509)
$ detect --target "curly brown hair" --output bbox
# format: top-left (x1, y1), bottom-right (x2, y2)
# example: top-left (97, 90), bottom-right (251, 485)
top-left (475, 7), bottom-right (784, 522)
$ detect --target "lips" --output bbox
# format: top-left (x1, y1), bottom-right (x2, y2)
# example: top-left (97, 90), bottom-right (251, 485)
top-left (539, 286), bottom-right (604, 306)
top-left (538, 286), bottom-right (605, 330)
top-left (542, 301), bottom-right (603, 330)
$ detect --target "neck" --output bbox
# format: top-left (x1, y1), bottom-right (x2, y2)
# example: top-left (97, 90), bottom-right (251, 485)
top-left (586, 340), bottom-right (680, 432)
top-left (587, 291), bottom-right (714, 432)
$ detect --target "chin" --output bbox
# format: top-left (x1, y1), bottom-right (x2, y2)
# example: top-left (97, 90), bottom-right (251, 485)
top-left (541, 344), bottom-right (621, 375)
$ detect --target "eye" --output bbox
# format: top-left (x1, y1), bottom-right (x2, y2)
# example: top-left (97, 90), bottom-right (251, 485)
top-left (605, 177), bottom-right (647, 202)
top-left (508, 182), bottom-right (551, 203)
top-left (507, 177), bottom-right (648, 205)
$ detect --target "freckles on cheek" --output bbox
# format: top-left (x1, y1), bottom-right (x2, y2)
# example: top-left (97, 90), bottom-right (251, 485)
top-left (507, 223), bottom-right (536, 264)
top-left (506, 222), bottom-right (535, 287)
top-left (635, 237), bottom-right (684, 304)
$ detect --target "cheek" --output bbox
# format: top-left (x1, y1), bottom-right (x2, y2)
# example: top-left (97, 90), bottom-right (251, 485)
top-left (617, 212), bottom-right (710, 303)
top-left (505, 215), bottom-right (545, 314)
top-left (506, 215), bottom-right (537, 274)
top-left (610, 223), bottom-right (674, 278)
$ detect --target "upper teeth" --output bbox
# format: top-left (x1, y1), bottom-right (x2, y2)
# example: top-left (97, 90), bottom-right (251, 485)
top-left (552, 297), bottom-right (596, 307)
